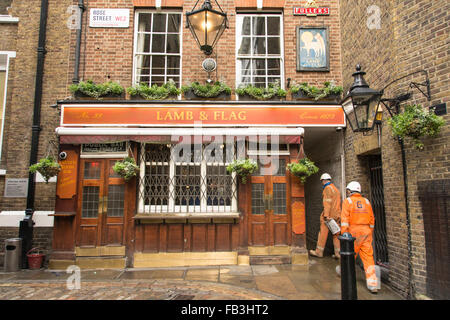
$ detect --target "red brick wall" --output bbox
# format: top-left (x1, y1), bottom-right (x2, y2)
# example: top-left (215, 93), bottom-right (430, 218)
top-left (78, 0), bottom-right (343, 94)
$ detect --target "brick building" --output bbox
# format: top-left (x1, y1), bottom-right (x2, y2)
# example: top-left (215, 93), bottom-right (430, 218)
top-left (0, 0), bottom-right (447, 300)
top-left (340, 0), bottom-right (449, 299)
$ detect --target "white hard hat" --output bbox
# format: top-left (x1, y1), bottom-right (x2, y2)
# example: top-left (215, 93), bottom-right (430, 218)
top-left (320, 173), bottom-right (332, 181)
top-left (346, 181), bottom-right (361, 193)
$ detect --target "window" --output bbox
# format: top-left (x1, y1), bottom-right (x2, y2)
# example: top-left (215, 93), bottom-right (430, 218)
top-left (133, 11), bottom-right (182, 87)
top-left (138, 143), bottom-right (237, 214)
top-left (236, 13), bottom-right (284, 88)
top-left (0, 52), bottom-right (14, 164)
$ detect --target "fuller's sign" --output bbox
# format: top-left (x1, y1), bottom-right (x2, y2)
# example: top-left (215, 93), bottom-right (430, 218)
top-left (293, 7), bottom-right (330, 16)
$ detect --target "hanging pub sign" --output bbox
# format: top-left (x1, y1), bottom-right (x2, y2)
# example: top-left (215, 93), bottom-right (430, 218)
top-left (89, 8), bottom-right (130, 28)
top-left (294, 0), bottom-right (330, 17)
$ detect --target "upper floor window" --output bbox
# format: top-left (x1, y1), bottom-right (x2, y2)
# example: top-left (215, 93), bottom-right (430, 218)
top-left (236, 13), bottom-right (284, 88)
top-left (133, 11), bottom-right (182, 87)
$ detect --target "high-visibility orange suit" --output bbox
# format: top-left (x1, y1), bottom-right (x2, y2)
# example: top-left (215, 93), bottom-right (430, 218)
top-left (311, 182), bottom-right (342, 257)
top-left (341, 193), bottom-right (379, 291)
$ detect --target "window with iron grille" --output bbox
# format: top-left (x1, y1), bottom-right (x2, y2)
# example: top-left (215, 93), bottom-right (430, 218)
top-left (133, 11), bottom-right (182, 87)
top-left (138, 143), bottom-right (237, 214)
top-left (236, 13), bottom-right (284, 88)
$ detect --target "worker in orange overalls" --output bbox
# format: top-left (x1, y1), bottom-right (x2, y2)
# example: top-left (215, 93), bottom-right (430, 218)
top-left (341, 181), bottom-right (379, 294)
top-left (309, 173), bottom-right (342, 259)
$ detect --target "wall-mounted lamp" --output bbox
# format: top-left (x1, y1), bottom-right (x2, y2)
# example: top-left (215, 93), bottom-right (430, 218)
top-left (341, 65), bottom-right (383, 133)
top-left (342, 65), bottom-right (432, 133)
top-left (186, 0), bottom-right (228, 55)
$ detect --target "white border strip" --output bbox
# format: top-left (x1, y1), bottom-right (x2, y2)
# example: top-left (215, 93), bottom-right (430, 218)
top-left (0, 211), bottom-right (54, 227)
top-left (56, 126), bottom-right (305, 137)
top-left (0, 51), bottom-right (15, 161)
top-left (0, 16), bottom-right (19, 23)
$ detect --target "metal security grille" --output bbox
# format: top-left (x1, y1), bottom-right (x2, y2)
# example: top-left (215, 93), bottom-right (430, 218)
top-left (82, 186), bottom-right (99, 218)
top-left (369, 157), bottom-right (389, 265)
top-left (138, 143), bottom-right (237, 214)
top-left (418, 179), bottom-right (450, 300)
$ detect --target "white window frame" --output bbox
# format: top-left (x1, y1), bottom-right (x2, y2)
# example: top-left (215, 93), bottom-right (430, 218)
top-left (138, 144), bottom-right (238, 215)
top-left (132, 10), bottom-right (183, 87)
top-left (0, 51), bottom-right (15, 164)
top-left (235, 12), bottom-right (285, 89)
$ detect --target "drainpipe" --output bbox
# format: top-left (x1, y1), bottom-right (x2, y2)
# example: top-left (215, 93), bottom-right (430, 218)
top-left (399, 137), bottom-right (415, 299)
top-left (21, 0), bottom-right (48, 268)
top-left (73, 0), bottom-right (85, 84)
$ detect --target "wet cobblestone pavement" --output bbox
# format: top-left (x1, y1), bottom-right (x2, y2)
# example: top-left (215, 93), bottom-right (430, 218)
top-left (0, 258), bottom-right (403, 300)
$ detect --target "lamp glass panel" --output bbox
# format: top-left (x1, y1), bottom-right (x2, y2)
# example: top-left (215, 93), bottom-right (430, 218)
top-left (366, 97), bottom-right (381, 129)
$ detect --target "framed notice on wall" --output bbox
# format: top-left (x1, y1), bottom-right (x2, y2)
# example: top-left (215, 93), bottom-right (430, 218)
top-left (296, 26), bottom-right (330, 72)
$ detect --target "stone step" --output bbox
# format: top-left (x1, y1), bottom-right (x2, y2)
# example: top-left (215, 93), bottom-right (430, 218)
top-left (249, 255), bottom-right (291, 265)
top-left (75, 256), bottom-right (127, 269)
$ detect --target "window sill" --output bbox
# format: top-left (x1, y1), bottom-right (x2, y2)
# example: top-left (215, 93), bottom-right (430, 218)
top-left (134, 212), bottom-right (240, 224)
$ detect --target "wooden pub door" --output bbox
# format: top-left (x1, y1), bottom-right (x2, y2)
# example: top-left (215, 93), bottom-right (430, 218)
top-left (248, 156), bottom-right (291, 247)
top-left (76, 159), bottom-right (127, 248)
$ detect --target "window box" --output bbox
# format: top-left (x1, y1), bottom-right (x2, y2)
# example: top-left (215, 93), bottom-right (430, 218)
top-left (70, 80), bottom-right (125, 100)
top-left (237, 93), bottom-right (285, 102)
top-left (181, 82), bottom-right (232, 101)
top-left (182, 88), bottom-right (231, 101)
top-left (291, 91), bottom-right (341, 103)
top-left (74, 91), bottom-right (125, 100)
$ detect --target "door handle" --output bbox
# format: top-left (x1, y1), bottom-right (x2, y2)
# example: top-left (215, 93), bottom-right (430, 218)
top-left (264, 194), bottom-right (273, 211)
top-left (103, 196), bottom-right (108, 214)
top-left (98, 196), bottom-right (104, 215)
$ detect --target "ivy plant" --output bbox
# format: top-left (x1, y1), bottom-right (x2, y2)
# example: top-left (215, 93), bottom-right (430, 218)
top-left (226, 159), bottom-right (258, 184)
top-left (127, 80), bottom-right (181, 100)
top-left (290, 80), bottom-right (343, 100)
top-left (29, 156), bottom-right (61, 183)
top-left (113, 157), bottom-right (140, 181)
top-left (388, 104), bottom-right (445, 150)
top-left (287, 158), bottom-right (319, 184)
top-left (181, 81), bottom-right (231, 98)
top-left (236, 80), bottom-right (287, 100)
top-left (69, 80), bottom-right (125, 99)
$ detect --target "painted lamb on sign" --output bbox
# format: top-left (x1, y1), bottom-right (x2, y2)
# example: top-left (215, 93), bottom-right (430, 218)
top-left (301, 31), bottom-right (325, 58)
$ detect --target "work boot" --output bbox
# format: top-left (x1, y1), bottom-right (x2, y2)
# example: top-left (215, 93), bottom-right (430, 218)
top-left (368, 288), bottom-right (378, 294)
top-left (309, 249), bottom-right (323, 258)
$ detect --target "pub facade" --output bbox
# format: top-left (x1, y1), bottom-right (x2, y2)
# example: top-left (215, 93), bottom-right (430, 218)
top-left (0, 0), bottom-right (346, 270)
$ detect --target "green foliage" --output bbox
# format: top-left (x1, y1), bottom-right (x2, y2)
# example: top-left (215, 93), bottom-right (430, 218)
top-left (236, 81), bottom-right (287, 100)
top-left (290, 80), bottom-right (343, 100)
top-left (69, 80), bottom-right (124, 99)
top-left (113, 157), bottom-right (139, 181)
top-left (181, 81), bottom-right (231, 98)
top-left (388, 104), bottom-right (446, 150)
top-left (226, 159), bottom-right (258, 184)
top-left (127, 80), bottom-right (180, 100)
top-left (287, 158), bottom-right (319, 184)
top-left (29, 156), bottom-right (61, 183)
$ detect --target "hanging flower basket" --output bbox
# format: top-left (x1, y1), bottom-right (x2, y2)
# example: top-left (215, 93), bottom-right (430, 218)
top-left (112, 157), bottom-right (139, 181)
top-left (287, 158), bottom-right (319, 184)
top-left (29, 156), bottom-right (61, 183)
top-left (388, 104), bottom-right (445, 150)
top-left (226, 159), bottom-right (258, 184)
